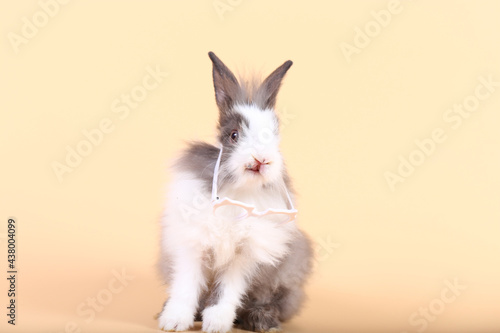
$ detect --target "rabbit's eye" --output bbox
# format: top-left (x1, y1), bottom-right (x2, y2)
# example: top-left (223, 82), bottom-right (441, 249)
top-left (230, 130), bottom-right (239, 143)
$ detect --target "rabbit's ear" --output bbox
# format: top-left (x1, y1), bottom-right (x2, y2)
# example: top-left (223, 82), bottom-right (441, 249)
top-left (208, 52), bottom-right (240, 113)
top-left (256, 60), bottom-right (293, 110)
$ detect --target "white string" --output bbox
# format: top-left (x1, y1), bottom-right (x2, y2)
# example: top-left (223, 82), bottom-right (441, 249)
top-left (284, 186), bottom-right (295, 210)
top-left (212, 145), bottom-right (223, 201)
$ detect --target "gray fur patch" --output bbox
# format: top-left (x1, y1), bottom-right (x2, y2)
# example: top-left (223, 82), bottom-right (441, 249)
top-left (236, 229), bottom-right (314, 330)
top-left (217, 111), bottom-right (249, 146)
top-left (173, 141), bottom-right (219, 192)
top-left (236, 303), bottom-right (281, 332)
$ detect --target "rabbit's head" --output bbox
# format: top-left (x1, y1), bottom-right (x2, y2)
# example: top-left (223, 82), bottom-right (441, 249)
top-left (208, 52), bottom-right (292, 189)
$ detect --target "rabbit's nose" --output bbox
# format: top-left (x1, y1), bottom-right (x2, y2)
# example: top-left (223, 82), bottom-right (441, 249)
top-left (246, 156), bottom-right (271, 173)
top-left (252, 156), bottom-right (270, 165)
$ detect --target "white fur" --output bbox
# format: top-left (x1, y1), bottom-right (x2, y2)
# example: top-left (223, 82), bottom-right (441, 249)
top-left (159, 105), bottom-right (297, 333)
top-left (225, 104), bottom-right (283, 189)
top-left (159, 177), bottom-right (296, 332)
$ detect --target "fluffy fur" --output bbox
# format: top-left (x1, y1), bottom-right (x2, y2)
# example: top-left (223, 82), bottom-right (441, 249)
top-left (158, 52), bottom-right (313, 333)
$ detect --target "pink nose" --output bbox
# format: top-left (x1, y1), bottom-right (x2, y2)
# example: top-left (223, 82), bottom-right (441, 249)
top-left (249, 157), bottom-right (269, 172)
top-left (253, 156), bottom-right (268, 165)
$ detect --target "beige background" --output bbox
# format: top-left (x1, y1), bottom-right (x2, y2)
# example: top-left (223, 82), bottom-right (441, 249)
top-left (1, 1), bottom-right (500, 332)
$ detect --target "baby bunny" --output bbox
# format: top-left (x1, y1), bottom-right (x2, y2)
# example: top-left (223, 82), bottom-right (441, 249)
top-left (158, 52), bottom-right (313, 333)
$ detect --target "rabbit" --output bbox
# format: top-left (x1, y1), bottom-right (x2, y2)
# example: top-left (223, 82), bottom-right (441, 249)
top-left (158, 52), bottom-right (313, 333)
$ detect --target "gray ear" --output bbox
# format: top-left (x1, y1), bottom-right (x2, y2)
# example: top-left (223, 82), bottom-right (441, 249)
top-left (256, 60), bottom-right (293, 110)
top-left (208, 52), bottom-right (240, 114)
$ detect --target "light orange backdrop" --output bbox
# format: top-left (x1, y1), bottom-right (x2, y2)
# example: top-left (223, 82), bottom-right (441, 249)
top-left (1, 1), bottom-right (499, 332)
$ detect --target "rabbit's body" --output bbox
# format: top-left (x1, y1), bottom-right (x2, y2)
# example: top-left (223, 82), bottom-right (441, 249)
top-left (158, 53), bottom-right (313, 333)
top-left (162, 163), bottom-right (297, 271)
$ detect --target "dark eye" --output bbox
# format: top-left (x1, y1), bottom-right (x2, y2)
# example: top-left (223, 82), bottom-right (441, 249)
top-left (230, 130), bottom-right (239, 143)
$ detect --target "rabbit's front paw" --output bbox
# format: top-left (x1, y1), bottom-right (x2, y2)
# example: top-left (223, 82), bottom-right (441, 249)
top-left (202, 304), bottom-right (235, 333)
top-left (158, 304), bottom-right (194, 332)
